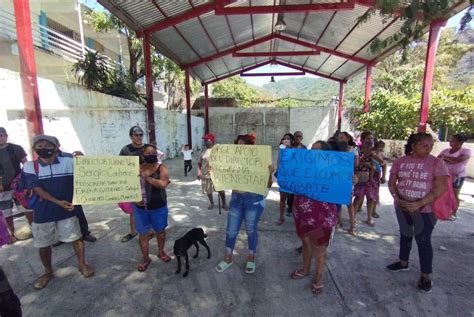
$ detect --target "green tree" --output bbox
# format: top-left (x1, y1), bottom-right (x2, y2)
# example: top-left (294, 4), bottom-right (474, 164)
top-left (72, 50), bottom-right (109, 90)
top-left (212, 77), bottom-right (258, 107)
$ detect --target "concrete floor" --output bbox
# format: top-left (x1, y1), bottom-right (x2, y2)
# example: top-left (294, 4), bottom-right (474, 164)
top-left (2, 155), bottom-right (474, 317)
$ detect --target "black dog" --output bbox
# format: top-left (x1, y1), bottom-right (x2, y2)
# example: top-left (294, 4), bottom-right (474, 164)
top-left (173, 228), bottom-right (211, 277)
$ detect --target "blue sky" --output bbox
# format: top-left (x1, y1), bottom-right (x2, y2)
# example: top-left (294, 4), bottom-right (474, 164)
top-left (80, 1), bottom-right (471, 87)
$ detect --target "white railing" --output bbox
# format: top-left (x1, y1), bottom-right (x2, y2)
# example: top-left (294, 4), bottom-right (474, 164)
top-left (0, 8), bottom-right (119, 70)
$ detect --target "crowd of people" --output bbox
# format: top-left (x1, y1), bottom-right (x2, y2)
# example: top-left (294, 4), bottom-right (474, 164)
top-left (0, 124), bottom-right (471, 308)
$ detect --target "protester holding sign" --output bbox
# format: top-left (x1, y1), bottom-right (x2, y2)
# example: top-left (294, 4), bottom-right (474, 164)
top-left (197, 133), bottom-right (227, 210)
top-left (276, 133), bottom-right (296, 226)
top-left (387, 132), bottom-right (448, 293)
top-left (118, 125), bottom-right (145, 243)
top-left (215, 134), bottom-right (273, 274)
top-left (134, 144), bottom-right (171, 272)
top-left (23, 135), bottom-right (93, 290)
top-left (289, 141), bottom-right (337, 295)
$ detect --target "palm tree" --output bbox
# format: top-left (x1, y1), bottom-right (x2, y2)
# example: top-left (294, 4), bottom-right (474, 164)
top-left (72, 50), bottom-right (109, 90)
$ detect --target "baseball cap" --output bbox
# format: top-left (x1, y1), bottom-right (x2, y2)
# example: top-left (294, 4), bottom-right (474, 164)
top-left (0, 127), bottom-right (6, 135)
top-left (202, 133), bottom-right (216, 143)
top-left (129, 126), bottom-right (144, 135)
top-left (33, 134), bottom-right (57, 147)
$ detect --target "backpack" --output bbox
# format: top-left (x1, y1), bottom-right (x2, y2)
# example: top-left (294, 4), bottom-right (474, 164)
top-left (12, 160), bottom-right (40, 209)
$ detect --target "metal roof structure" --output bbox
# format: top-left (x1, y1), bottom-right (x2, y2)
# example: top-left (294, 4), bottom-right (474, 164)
top-left (97, 0), bottom-right (469, 85)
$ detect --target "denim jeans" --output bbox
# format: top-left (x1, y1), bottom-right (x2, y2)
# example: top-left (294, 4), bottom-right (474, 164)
top-left (225, 192), bottom-right (265, 255)
top-left (395, 208), bottom-right (437, 274)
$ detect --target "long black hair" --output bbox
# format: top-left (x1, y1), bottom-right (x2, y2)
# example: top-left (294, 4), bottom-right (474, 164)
top-left (404, 132), bottom-right (433, 155)
top-left (452, 133), bottom-right (468, 144)
top-left (280, 133), bottom-right (295, 146)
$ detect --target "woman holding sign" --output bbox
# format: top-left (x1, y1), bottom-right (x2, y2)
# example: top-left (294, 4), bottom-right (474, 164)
top-left (134, 144), bottom-right (171, 272)
top-left (387, 132), bottom-right (448, 293)
top-left (276, 133), bottom-right (296, 226)
top-left (216, 134), bottom-right (273, 274)
top-left (289, 141), bottom-right (337, 295)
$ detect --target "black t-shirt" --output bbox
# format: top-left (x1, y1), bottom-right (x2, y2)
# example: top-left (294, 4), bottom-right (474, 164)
top-left (0, 143), bottom-right (27, 188)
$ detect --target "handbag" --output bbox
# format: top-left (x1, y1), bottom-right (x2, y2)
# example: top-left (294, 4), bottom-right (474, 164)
top-left (12, 160), bottom-right (40, 209)
top-left (432, 175), bottom-right (457, 220)
top-left (118, 202), bottom-right (134, 215)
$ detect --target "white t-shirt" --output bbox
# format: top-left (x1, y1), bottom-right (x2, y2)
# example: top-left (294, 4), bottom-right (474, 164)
top-left (182, 149), bottom-right (193, 161)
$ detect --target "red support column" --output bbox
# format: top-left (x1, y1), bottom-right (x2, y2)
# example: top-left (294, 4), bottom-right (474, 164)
top-left (337, 82), bottom-right (345, 131)
top-left (204, 84), bottom-right (210, 134)
top-left (143, 33), bottom-right (156, 143)
top-left (185, 69), bottom-right (193, 148)
top-left (418, 19), bottom-right (446, 132)
top-left (364, 65), bottom-right (372, 113)
top-left (14, 0), bottom-right (43, 145)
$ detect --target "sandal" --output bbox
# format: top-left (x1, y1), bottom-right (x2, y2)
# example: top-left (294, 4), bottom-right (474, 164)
top-left (79, 264), bottom-right (94, 278)
top-left (347, 227), bottom-right (357, 236)
top-left (34, 273), bottom-right (53, 290)
top-left (290, 269), bottom-right (310, 280)
top-left (245, 261), bottom-right (256, 274)
top-left (121, 233), bottom-right (137, 243)
top-left (207, 203), bottom-right (215, 210)
top-left (222, 204), bottom-right (228, 211)
top-left (311, 282), bottom-right (324, 294)
top-left (364, 220), bottom-right (375, 227)
top-left (275, 218), bottom-right (285, 226)
top-left (158, 253), bottom-right (171, 263)
top-left (216, 260), bottom-right (233, 273)
top-left (137, 259), bottom-right (152, 272)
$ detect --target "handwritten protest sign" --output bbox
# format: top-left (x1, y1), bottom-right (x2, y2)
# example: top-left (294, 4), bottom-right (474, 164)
top-left (72, 156), bottom-right (141, 205)
top-left (277, 149), bottom-right (354, 205)
top-left (210, 144), bottom-right (272, 196)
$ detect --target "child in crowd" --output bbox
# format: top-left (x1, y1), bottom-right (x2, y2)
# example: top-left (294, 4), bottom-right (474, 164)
top-left (373, 141), bottom-right (387, 183)
top-left (182, 144), bottom-right (193, 177)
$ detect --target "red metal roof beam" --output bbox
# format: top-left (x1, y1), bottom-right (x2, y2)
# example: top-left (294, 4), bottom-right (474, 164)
top-left (214, 0), bottom-right (356, 15)
top-left (240, 71), bottom-right (306, 77)
top-left (202, 59), bottom-right (272, 85)
top-left (276, 60), bottom-right (347, 83)
top-left (137, 0), bottom-right (236, 37)
top-left (275, 33), bottom-right (375, 66)
top-left (233, 51), bottom-right (320, 57)
top-left (183, 34), bottom-right (274, 69)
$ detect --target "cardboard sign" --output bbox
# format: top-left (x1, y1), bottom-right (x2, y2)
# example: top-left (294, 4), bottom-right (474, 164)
top-left (72, 156), bottom-right (141, 205)
top-left (277, 149), bottom-right (354, 205)
top-left (210, 144), bottom-right (272, 196)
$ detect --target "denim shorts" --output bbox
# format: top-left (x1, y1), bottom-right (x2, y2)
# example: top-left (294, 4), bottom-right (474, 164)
top-left (453, 177), bottom-right (465, 190)
top-left (133, 204), bottom-right (168, 235)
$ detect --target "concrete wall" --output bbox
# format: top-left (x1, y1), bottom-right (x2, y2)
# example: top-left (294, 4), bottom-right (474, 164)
top-left (193, 104), bottom-right (347, 147)
top-left (0, 68), bottom-right (204, 158)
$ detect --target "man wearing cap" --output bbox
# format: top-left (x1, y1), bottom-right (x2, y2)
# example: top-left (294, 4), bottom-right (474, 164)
top-left (23, 135), bottom-right (93, 290)
top-left (197, 133), bottom-right (227, 210)
top-left (118, 125), bottom-right (145, 242)
top-left (0, 127), bottom-right (28, 243)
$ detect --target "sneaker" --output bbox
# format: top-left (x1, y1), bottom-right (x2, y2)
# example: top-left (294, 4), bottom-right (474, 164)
top-left (386, 262), bottom-right (410, 272)
top-left (417, 277), bottom-right (433, 293)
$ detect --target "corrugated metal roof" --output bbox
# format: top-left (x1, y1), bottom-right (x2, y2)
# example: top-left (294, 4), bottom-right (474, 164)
top-left (98, 0), bottom-right (470, 84)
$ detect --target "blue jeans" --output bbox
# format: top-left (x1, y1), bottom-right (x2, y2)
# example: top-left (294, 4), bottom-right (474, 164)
top-left (225, 192), bottom-right (265, 256)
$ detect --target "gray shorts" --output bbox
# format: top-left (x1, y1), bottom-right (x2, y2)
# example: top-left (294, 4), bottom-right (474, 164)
top-left (32, 217), bottom-right (81, 248)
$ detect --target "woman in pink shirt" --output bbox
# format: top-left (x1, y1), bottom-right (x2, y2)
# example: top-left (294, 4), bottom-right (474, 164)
top-left (437, 133), bottom-right (471, 220)
top-left (387, 132), bottom-right (449, 293)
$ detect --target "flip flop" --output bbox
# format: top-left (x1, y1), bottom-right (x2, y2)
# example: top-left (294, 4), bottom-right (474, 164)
top-left (79, 264), bottom-right (95, 278)
top-left (34, 273), bottom-right (53, 290)
top-left (364, 220), bottom-right (375, 227)
top-left (121, 233), bottom-right (137, 243)
top-left (245, 261), bottom-right (256, 274)
top-left (137, 259), bottom-right (152, 272)
top-left (158, 254), bottom-right (171, 263)
top-left (347, 228), bottom-right (357, 236)
top-left (216, 260), bottom-right (233, 273)
top-left (311, 282), bottom-right (324, 295)
top-left (275, 218), bottom-right (285, 226)
top-left (290, 269), bottom-right (310, 280)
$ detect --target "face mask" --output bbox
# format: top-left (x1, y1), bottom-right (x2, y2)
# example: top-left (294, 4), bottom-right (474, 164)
top-left (204, 140), bottom-right (213, 147)
top-left (35, 148), bottom-right (55, 159)
top-left (143, 155), bottom-right (158, 164)
top-left (364, 140), bottom-right (374, 147)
